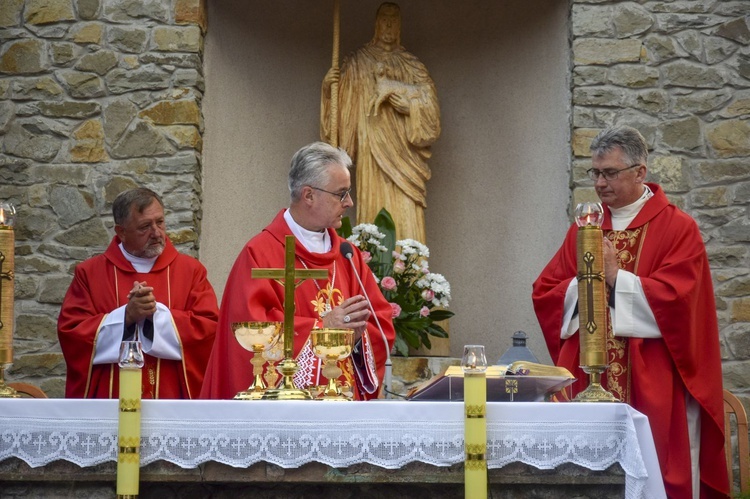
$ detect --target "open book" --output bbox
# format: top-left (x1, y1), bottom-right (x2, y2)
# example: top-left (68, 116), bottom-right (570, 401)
top-left (407, 361), bottom-right (575, 402)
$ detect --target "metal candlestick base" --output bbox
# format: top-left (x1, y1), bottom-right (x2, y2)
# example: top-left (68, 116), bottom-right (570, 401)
top-left (0, 366), bottom-right (19, 398)
top-left (574, 368), bottom-right (617, 403)
top-left (261, 358), bottom-right (312, 400)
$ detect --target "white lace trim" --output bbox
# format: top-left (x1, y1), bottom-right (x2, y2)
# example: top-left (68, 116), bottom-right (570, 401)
top-left (0, 400), bottom-right (664, 499)
top-left (364, 332), bottom-right (378, 384)
top-left (292, 339), bottom-right (318, 388)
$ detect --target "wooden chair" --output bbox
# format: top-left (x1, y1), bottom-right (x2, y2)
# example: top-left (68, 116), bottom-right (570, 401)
top-left (7, 382), bottom-right (48, 398)
top-left (724, 389), bottom-right (749, 495)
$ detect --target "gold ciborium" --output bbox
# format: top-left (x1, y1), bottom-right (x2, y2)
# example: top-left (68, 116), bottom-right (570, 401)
top-left (310, 328), bottom-right (354, 400)
top-left (232, 321), bottom-right (282, 400)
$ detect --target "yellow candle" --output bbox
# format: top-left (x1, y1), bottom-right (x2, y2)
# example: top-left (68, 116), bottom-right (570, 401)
top-left (117, 366), bottom-right (141, 498)
top-left (577, 225), bottom-right (607, 368)
top-left (464, 371), bottom-right (487, 499)
top-left (0, 221), bottom-right (14, 366)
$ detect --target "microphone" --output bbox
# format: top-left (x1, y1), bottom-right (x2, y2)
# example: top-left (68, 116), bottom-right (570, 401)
top-left (340, 241), bottom-right (393, 399)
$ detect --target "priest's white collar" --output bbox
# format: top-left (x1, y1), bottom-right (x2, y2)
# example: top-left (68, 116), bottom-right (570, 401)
top-left (609, 184), bottom-right (653, 231)
top-left (283, 209), bottom-right (331, 253)
top-left (119, 243), bottom-right (158, 273)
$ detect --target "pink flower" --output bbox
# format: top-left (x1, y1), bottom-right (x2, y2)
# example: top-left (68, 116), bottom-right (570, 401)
top-left (390, 302), bottom-right (402, 318)
top-left (381, 276), bottom-right (397, 290)
top-left (392, 260), bottom-right (406, 274)
top-left (420, 306), bottom-right (430, 317)
top-left (362, 251), bottom-right (372, 263)
top-left (421, 289), bottom-right (435, 302)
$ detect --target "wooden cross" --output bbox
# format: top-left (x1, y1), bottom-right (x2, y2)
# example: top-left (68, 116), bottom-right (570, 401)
top-left (251, 235), bottom-right (328, 361)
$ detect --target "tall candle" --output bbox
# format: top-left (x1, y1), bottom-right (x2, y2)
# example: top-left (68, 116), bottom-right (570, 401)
top-left (462, 345), bottom-right (488, 499)
top-left (573, 202), bottom-right (616, 402)
top-left (117, 341), bottom-right (144, 498)
top-left (0, 202), bottom-right (15, 367)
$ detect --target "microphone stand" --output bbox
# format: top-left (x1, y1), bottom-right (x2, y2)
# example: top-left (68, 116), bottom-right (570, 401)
top-left (343, 253), bottom-right (393, 399)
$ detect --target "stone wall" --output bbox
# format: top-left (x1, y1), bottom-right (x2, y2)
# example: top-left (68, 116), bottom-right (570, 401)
top-left (0, 0), bottom-right (749, 406)
top-left (0, 0), bottom-right (207, 396)
top-left (569, 1), bottom-right (750, 407)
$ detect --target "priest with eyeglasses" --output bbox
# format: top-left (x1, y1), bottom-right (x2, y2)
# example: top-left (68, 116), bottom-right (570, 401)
top-left (532, 126), bottom-right (728, 498)
top-left (200, 142), bottom-right (395, 400)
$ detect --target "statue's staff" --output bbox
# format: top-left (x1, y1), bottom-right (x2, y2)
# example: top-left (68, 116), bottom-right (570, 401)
top-left (329, 0), bottom-right (340, 147)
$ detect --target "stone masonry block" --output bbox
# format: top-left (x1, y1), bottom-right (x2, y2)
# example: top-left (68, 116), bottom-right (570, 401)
top-left (0, 0), bottom-right (24, 27)
top-left (707, 119), bottom-right (750, 158)
top-left (175, 0), bottom-right (207, 33)
top-left (139, 99), bottom-right (201, 125)
top-left (153, 26), bottom-right (202, 53)
top-left (0, 39), bottom-right (48, 74)
top-left (25, 0), bottom-right (75, 25)
top-left (649, 155), bottom-right (687, 192)
top-left (70, 118), bottom-right (109, 163)
top-left (572, 128), bottom-right (600, 157)
top-left (573, 39), bottom-right (642, 65)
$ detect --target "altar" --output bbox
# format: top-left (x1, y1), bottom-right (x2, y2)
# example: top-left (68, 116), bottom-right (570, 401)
top-left (0, 399), bottom-right (665, 498)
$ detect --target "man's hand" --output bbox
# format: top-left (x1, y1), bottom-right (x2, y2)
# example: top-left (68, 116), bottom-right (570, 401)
top-left (125, 281), bottom-right (156, 327)
top-left (603, 238), bottom-right (618, 288)
top-left (322, 295), bottom-right (371, 342)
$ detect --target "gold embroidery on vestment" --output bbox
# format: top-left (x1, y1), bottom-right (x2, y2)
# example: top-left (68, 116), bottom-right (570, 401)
top-left (604, 226), bottom-right (647, 404)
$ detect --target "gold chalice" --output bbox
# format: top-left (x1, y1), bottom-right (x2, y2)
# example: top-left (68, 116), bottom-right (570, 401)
top-left (310, 328), bottom-right (354, 401)
top-left (232, 321), bottom-right (282, 400)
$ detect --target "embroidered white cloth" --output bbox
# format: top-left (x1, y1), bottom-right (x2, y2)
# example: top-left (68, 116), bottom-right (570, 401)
top-left (0, 400), bottom-right (665, 499)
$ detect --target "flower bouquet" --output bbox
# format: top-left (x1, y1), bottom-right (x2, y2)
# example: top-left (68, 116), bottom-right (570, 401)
top-left (339, 209), bottom-right (454, 357)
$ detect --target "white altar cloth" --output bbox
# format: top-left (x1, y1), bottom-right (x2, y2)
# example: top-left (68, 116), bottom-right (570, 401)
top-left (0, 399), bottom-right (665, 499)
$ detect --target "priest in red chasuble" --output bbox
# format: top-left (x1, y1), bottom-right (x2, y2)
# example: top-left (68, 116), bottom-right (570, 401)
top-left (58, 188), bottom-right (219, 399)
top-left (200, 142), bottom-right (395, 400)
top-left (532, 126), bottom-right (728, 499)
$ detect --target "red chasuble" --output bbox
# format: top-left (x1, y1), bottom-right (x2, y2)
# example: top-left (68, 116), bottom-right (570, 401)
top-left (58, 237), bottom-right (219, 399)
top-left (532, 184), bottom-right (728, 498)
top-left (200, 210), bottom-right (396, 400)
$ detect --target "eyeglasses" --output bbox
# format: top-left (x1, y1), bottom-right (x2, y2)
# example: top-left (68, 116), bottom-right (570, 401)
top-left (310, 186), bottom-right (352, 203)
top-left (586, 164), bottom-right (640, 181)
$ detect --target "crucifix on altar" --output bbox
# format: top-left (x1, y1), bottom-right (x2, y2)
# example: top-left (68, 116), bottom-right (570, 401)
top-left (251, 235), bottom-right (328, 400)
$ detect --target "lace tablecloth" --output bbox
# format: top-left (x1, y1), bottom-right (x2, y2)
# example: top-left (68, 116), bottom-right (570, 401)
top-left (0, 399), bottom-right (665, 499)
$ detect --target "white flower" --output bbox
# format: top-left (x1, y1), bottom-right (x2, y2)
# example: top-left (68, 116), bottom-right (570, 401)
top-left (396, 239), bottom-right (430, 258)
top-left (352, 223), bottom-right (385, 240)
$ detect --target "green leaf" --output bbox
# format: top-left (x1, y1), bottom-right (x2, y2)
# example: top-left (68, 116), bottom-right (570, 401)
top-left (373, 208), bottom-right (396, 271)
top-left (428, 310), bottom-right (454, 321)
top-left (399, 328), bottom-right (422, 349)
top-left (426, 324), bottom-right (449, 338)
top-left (337, 216), bottom-right (353, 239)
top-left (394, 335), bottom-right (410, 357)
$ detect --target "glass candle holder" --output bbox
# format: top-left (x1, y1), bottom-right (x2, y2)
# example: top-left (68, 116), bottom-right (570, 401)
top-left (119, 340), bottom-right (145, 369)
top-left (461, 344), bottom-right (488, 373)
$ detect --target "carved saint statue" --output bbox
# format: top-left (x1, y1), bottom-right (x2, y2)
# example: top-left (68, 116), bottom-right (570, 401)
top-left (321, 2), bottom-right (441, 243)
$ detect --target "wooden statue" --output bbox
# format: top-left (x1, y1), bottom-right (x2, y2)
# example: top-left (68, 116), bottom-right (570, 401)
top-left (321, 2), bottom-right (441, 243)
